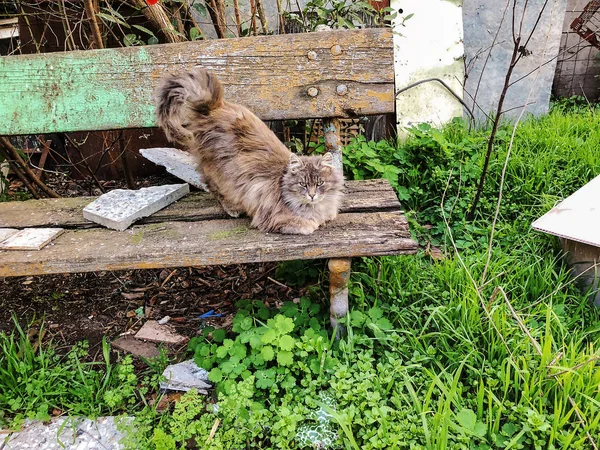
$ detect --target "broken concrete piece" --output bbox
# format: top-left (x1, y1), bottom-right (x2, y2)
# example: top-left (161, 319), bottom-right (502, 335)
top-left (160, 359), bottom-right (212, 394)
top-left (135, 320), bottom-right (188, 345)
top-left (0, 228), bottom-right (18, 244)
top-left (0, 228), bottom-right (63, 251)
top-left (4, 416), bottom-right (131, 450)
top-left (140, 147), bottom-right (208, 191)
top-left (112, 335), bottom-right (161, 359)
top-left (82, 184), bottom-right (189, 231)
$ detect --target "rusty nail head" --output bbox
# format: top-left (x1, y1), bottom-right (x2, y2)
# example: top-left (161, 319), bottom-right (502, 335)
top-left (307, 50), bottom-right (318, 61)
top-left (330, 45), bottom-right (342, 56)
top-left (307, 87), bottom-right (319, 97)
top-left (336, 84), bottom-right (348, 96)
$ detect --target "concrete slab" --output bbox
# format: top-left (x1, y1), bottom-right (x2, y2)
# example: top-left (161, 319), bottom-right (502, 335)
top-left (532, 174), bottom-right (600, 247)
top-left (135, 320), bottom-right (188, 345)
top-left (160, 359), bottom-right (211, 394)
top-left (0, 228), bottom-right (63, 251)
top-left (139, 147), bottom-right (208, 191)
top-left (82, 184), bottom-right (189, 231)
top-left (112, 335), bottom-right (161, 359)
top-left (0, 228), bottom-right (18, 244)
top-left (4, 416), bottom-right (130, 449)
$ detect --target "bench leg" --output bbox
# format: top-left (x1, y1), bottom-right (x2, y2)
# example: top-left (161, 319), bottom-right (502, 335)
top-left (328, 258), bottom-right (351, 332)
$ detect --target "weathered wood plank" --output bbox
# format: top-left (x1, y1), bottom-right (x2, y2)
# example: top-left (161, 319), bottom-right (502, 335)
top-left (0, 179), bottom-right (402, 229)
top-left (0, 211), bottom-right (417, 277)
top-left (0, 29), bottom-right (393, 136)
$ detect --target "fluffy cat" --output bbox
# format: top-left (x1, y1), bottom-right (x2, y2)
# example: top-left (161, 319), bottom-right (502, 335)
top-left (154, 67), bottom-right (344, 235)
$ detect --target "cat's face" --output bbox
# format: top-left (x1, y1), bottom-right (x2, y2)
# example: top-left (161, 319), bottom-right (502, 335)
top-left (282, 153), bottom-right (342, 206)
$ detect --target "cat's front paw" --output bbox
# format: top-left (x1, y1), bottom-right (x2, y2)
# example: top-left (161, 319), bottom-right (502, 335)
top-left (323, 211), bottom-right (338, 223)
top-left (280, 220), bottom-right (319, 235)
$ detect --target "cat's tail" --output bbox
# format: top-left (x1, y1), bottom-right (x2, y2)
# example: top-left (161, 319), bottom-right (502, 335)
top-left (154, 67), bottom-right (224, 145)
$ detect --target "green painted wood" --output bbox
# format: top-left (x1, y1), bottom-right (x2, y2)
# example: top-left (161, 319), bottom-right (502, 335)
top-left (0, 28), bottom-right (394, 136)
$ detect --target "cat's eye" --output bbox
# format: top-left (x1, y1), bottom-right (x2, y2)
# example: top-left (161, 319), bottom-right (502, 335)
top-left (299, 182), bottom-right (307, 188)
top-left (317, 180), bottom-right (324, 186)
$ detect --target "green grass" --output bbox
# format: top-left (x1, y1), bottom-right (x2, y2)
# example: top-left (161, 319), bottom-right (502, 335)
top-left (0, 317), bottom-right (166, 429)
top-left (3, 102), bottom-right (600, 449)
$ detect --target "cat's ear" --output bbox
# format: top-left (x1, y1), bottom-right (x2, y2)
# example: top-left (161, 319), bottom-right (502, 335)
top-left (320, 152), bottom-right (334, 175)
top-left (288, 153), bottom-right (304, 174)
top-left (321, 152), bottom-right (334, 168)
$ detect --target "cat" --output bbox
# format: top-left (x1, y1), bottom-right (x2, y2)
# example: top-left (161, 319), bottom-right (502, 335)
top-left (154, 67), bottom-right (344, 235)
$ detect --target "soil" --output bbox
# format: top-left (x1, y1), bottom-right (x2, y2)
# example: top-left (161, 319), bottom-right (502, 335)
top-left (0, 173), bottom-right (305, 355)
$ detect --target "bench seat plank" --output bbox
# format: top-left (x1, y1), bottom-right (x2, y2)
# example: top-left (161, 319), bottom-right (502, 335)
top-left (0, 211), bottom-right (416, 277)
top-left (0, 179), bottom-right (417, 277)
top-left (0, 179), bottom-right (402, 229)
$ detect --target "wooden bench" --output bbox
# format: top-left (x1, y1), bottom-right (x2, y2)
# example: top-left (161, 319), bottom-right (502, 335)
top-left (0, 28), bottom-right (417, 327)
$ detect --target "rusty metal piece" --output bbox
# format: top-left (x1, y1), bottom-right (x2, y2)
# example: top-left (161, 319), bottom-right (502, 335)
top-left (336, 84), bottom-right (348, 96)
top-left (330, 44), bottom-right (342, 55)
top-left (323, 118), bottom-right (343, 172)
top-left (328, 258), bottom-right (351, 330)
top-left (307, 87), bottom-right (319, 97)
top-left (570, 1), bottom-right (600, 49)
top-left (307, 50), bottom-right (318, 61)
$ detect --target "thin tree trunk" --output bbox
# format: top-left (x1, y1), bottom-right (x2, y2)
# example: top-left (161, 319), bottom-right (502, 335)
top-left (255, 0), bottom-right (269, 34)
top-left (232, 0), bottom-right (242, 36)
top-left (467, 39), bottom-right (520, 221)
top-left (0, 147), bottom-right (41, 199)
top-left (132, 0), bottom-right (185, 43)
top-left (84, 0), bottom-right (104, 49)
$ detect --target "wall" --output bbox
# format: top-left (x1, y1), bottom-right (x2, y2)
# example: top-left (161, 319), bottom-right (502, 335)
top-left (552, 0), bottom-right (600, 100)
top-left (392, 0), bottom-right (465, 135)
top-left (463, 0), bottom-right (567, 123)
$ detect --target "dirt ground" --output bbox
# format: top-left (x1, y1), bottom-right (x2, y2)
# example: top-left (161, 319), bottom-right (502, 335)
top-left (1, 173), bottom-right (305, 353)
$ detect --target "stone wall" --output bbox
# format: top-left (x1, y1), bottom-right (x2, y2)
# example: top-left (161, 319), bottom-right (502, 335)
top-left (552, 0), bottom-right (600, 100)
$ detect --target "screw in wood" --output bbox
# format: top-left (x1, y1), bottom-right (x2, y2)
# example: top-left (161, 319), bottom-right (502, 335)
top-left (307, 87), bottom-right (319, 97)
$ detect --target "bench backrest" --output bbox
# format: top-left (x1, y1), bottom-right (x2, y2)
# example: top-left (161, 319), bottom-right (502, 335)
top-left (0, 28), bottom-right (394, 136)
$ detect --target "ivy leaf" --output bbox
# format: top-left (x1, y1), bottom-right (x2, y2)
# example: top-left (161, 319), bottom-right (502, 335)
top-left (277, 350), bottom-right (294, 366)
top-left (261, 345), bottom-right (275, 362)
top-left (278, 335), bottom-right (295, 351)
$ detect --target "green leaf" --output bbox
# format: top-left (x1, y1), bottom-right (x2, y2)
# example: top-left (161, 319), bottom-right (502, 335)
top-left (212, 329), bottom-right (226, 342)
top-left (208, 367), bottom-right (222, 383)
top-left (147, 36), bottom-right (159, 45)
top-left (278, 335), bottom-right (295, 351)
top-left (132, 24), bottom-right (155, 36)
top-left (273, 315), bottom-right (294, 334)
top-left (261, 328), bottom-right (277, 344)
top-left (249, 333), bottom-right (263, 349)
top-left (261, 345), bottom-right (275, 361)
top-left (96, 12), bottom-right (130, 28)
top-left (456, 408), bottom-right (476, 431)
top-left (277, 350), bottom-right (294, 366)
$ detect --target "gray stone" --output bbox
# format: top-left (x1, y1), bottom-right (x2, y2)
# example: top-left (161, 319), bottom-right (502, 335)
top-left (0, 228), bottom-right (18, 244)
top-left (135, 320), bottom-right (188, 345)
top-left (139, 148), bottom-right (208, 191)
top-left (82, 184), bottom-right (189, 231)
top-left (160, 359), bottom-right (212, 394)
top-left (0, 228), bottom-right (63, 251)
top-left (4, 416), bottom-right (131, 449)
top-left (463, 0), bottom-right (567, 122)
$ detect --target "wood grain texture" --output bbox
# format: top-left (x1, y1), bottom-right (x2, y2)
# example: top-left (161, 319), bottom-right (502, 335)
top-left (0, 212), bottom-right (416, 277)
top-left (0, 28), bottom-right (394, 136)
top-left (0, 179), bottom-right (402, 229)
